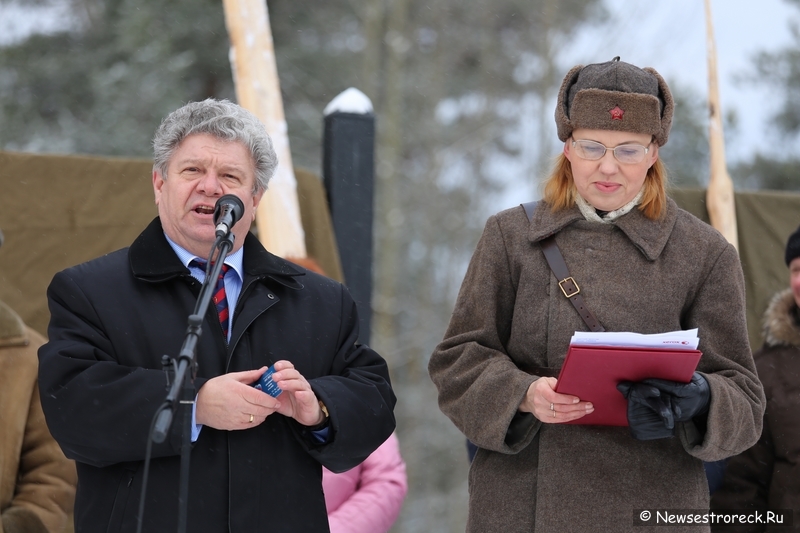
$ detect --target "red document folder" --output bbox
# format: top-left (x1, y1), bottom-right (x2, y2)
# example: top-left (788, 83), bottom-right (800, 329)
top-left (553, 345), bottom-right (703, 426)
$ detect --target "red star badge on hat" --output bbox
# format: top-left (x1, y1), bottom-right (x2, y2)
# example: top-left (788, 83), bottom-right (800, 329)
top-left (609, 106), bottom-right (624, 121)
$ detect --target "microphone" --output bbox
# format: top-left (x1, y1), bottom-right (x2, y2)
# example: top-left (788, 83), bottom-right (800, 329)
top-left (213, 195), bottom-right (245, 237)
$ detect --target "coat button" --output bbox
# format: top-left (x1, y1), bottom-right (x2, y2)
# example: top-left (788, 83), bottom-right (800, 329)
top-left (268, 294), bottom-right (275, 299)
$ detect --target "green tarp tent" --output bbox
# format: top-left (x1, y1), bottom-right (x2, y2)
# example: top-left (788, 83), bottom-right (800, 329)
top-left (0, 150), bottom-right (343, 336)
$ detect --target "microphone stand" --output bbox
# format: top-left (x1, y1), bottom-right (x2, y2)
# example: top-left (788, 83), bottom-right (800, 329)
top-left (144, 229), bottom-right (235, 533)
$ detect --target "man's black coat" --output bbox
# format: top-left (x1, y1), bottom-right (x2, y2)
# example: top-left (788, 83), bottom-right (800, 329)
top-left (38, 218), bottom-right (396, 533)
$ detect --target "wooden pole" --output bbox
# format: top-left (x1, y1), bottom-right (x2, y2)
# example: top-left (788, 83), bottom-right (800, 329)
top-left (222, 0), bottom-right (307, 258)
top-left (704, 0), bottom-right (739, 251)
top-left (323, 88), bottom-right (376, 344)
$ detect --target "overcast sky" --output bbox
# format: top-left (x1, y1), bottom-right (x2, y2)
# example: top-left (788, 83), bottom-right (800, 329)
top-left (1, 0), bottom-right (796, 164)
top-left (0, 2), bottom-right (71, 46)
top-left (561, 0), bottom-right (798, 163)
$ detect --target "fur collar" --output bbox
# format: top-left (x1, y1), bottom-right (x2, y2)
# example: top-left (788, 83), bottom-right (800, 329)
top-left (763, 288), bottom-right (800, 348)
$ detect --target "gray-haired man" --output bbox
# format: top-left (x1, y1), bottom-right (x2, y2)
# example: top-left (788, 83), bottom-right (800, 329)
top-left (38, 99), bottom-right (396, 533)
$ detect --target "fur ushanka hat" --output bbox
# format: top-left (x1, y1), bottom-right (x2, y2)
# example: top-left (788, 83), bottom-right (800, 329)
top-left (555, 56), bottom-right (674, 146)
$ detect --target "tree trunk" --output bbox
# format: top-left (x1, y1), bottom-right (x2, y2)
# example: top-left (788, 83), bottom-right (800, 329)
top-left (372, 0), bottom-right (409, 364)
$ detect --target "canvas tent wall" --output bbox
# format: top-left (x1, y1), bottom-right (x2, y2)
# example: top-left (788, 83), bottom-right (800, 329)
top-left (1, 148), bottom-right (799, 351)
top-left (0, 149), bottom-right (342, 336)
top-left (669, 187), bottom-right (800, 350)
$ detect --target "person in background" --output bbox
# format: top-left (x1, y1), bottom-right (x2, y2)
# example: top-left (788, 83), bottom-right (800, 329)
top-left (37, 99), bottom-right (396, 533)
top-left (710, 224), bottom-right (800, 531)
top-left (428, 57), bottom-right (765, 532)
top-left (0, 227), bottom-right (77, 533)
top-left (322, 432), bottom-right (407, 533)
top-left (703, 459), bottom-right (728, 495)
top-left (285, 257), bottom-right (408, 533)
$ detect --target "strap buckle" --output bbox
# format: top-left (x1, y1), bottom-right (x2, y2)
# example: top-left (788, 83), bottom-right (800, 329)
top-left (558, 277), bottom-right (580, 298)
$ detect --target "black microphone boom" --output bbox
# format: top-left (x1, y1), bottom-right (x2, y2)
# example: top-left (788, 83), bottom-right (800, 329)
top-left (213, 195), bottom-right (245, 237)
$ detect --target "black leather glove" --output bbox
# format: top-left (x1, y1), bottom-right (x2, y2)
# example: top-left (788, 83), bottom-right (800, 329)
top-left (641, 372), bottom-right (710, 422)
top-left (617, 381), bottom-right (675, 440)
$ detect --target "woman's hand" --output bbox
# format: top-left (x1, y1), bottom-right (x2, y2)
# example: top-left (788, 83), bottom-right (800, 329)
top-left (519, 377), bottom-right (594, 423)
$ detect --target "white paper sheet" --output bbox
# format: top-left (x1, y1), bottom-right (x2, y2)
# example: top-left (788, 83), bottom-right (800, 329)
top-left (570, 328), bottom-right (700, 350)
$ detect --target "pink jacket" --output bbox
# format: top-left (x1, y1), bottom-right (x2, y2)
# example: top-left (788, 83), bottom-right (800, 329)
top-left (322, 432), bottom-right (407, 533)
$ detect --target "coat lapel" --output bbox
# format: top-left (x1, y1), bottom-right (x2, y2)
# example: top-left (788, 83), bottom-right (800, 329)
top-left (128, 218), bottom-right (309, 370)
top-left (527, 198), bottom-right (680, 262)
top-left (129, 217), bottom-right (189, 282)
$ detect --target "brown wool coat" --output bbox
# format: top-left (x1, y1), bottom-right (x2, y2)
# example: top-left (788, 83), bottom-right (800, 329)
top-left (429, 199), bottom-right (765, 533)
top-left (711, 288), bottom-right (800, 532)
top-left (0, 300), bottom-right (76, 533)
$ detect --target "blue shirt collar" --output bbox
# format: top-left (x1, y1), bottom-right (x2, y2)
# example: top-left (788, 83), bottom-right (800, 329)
top-left (163, 233), bottom-right (245, 283)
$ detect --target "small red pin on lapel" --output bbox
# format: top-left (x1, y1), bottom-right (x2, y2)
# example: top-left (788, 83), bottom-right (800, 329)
top-left (609, 106), bottom-right (624, 120)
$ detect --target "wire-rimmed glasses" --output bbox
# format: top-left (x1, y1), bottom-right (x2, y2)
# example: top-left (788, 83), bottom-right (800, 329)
top-left (571, 139), bottom-right (651, 164)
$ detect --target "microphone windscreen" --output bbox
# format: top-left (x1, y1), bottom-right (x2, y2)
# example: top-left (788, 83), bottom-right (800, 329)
top-left (214, 195), bottom-right (245, 225)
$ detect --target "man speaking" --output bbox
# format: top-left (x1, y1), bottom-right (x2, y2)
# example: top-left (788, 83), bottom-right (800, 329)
top-left (38, 99), bottom-right (396, 532)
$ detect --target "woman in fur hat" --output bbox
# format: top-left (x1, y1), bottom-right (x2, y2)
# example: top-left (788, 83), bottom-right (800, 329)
top-left (428, 57), bottom-right (765, 532)
top-left (710, 226), bottom-right (800, 532)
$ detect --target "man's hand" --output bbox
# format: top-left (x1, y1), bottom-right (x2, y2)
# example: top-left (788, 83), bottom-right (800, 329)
top-left (196, 367), bottom-right (281, 430)
top-left (519, 377), bottom-right (594, 423)
top-left (270, 360), bottom-right (326, 427)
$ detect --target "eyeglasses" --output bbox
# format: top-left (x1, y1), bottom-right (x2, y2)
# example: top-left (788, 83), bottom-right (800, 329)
top-left (571, 139), bottom-right (651, 164)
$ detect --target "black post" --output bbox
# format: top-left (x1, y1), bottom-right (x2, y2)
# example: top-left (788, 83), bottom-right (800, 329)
top-left (322, 88), bottom-right (375, 345)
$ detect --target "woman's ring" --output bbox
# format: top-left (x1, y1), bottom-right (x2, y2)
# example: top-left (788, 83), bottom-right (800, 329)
top-left (249, 414), bottom-right (254, 423)
top-left (551, 410), bottom-right (556, 418)
top-left (549, 402), bottom-right (554, 411)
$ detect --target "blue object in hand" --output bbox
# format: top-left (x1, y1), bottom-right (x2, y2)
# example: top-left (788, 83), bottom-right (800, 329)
top-left (253, 365), bottom-right (283, 398)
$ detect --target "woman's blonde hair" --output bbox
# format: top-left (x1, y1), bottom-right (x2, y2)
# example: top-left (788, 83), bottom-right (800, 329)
top-left (542, 153), bottom-right (668, 220)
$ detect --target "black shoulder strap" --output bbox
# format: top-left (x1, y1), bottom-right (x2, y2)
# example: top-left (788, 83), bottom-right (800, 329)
top-left (520, 201), bottom-right (605, 332)
top-left (521, 201), bottom-right (537, 222)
